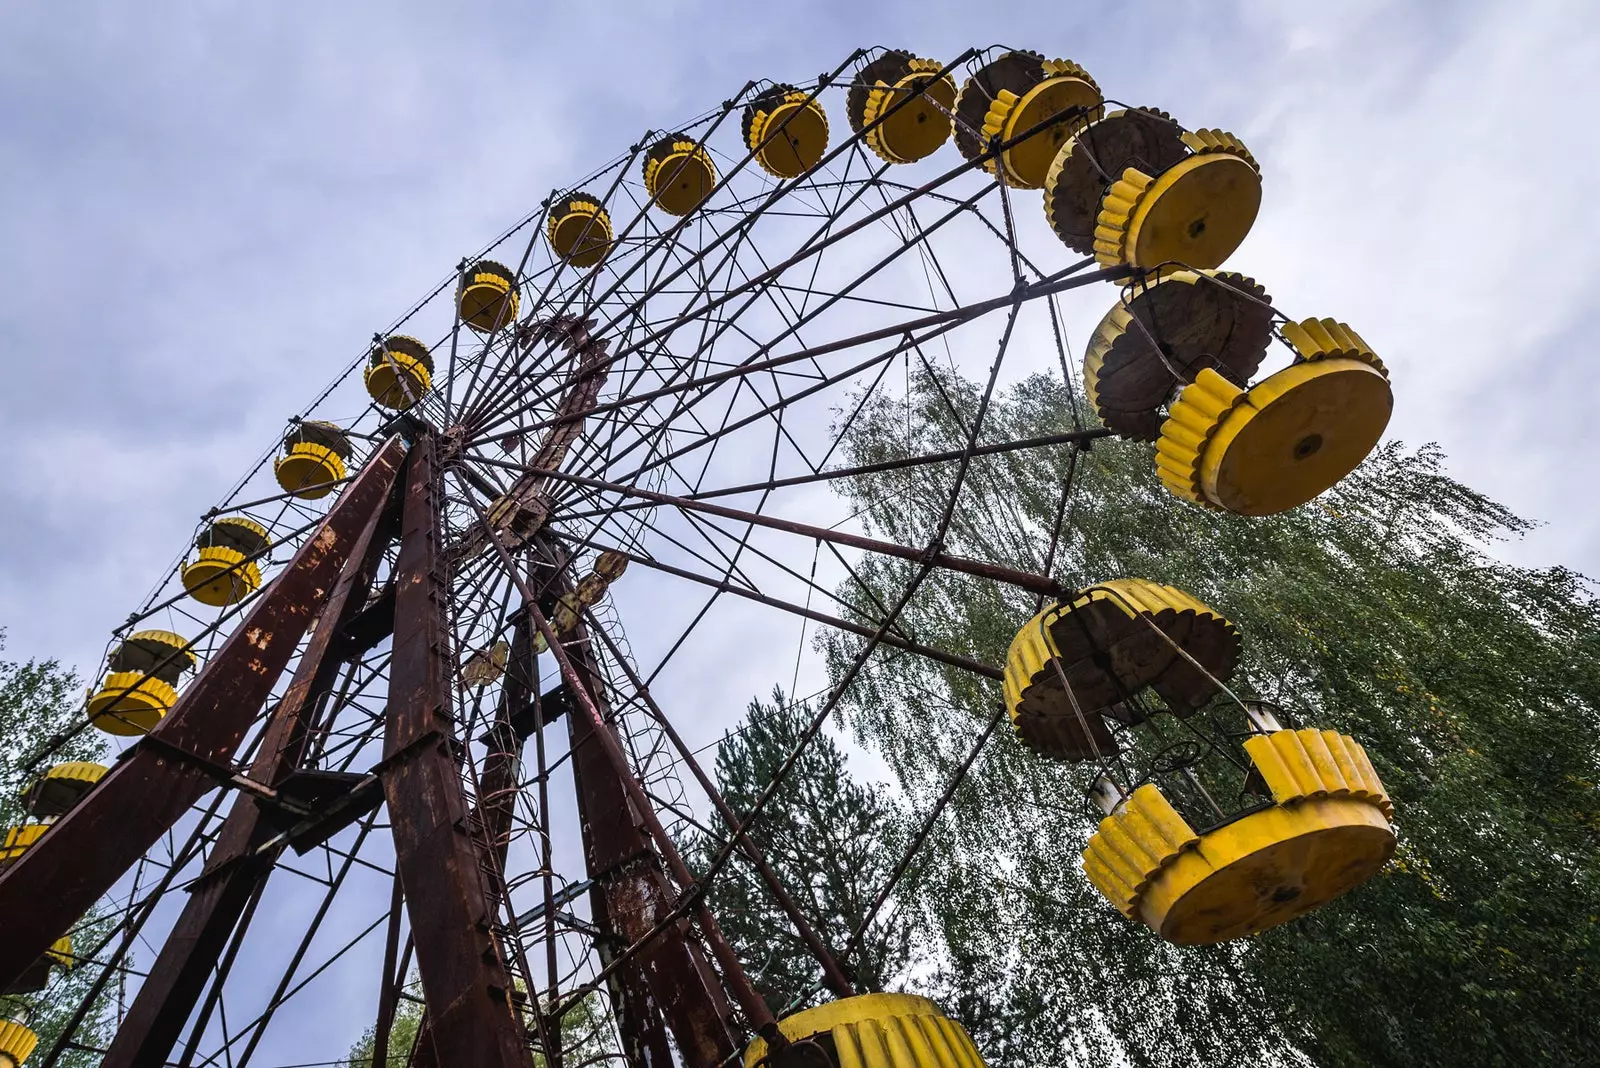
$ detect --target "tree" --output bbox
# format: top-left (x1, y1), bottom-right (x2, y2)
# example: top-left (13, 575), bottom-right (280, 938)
top-left (685, 688), bottom-right (916, 1016)
top-left (0, 630), bottom-right (115, 1067)
top-left (341, 984), bottom-right (615, 1067)
top-left (342, 985), bottom-right (422, 1068)
top-left (818, 369), bottom-right (1600, 1067)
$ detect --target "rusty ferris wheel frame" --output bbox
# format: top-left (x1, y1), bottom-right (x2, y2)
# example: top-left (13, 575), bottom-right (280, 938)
top-left (0, 45), bottom-right (1141, 1068)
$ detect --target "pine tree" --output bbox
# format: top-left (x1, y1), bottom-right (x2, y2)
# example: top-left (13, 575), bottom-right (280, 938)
top-left (685, 688), bottom-right (915, 1016)
top-left (818, 370), bottom-right (1600, 1067)
top-left (0, 630), bottom-right (115, 1068)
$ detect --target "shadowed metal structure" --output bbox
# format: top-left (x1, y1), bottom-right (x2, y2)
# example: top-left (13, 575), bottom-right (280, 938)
top-left (0, 42), bottom-right (1396, 1068)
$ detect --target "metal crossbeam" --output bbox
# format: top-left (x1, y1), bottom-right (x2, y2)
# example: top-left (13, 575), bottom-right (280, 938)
top-left (0, 435), bottom-right (409, 993)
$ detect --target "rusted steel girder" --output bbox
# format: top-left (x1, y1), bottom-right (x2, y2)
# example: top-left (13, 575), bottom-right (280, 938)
top-left (519, 465), bottom-right (1071, 599)
top-left (564, 611), bottom-right (740, 1067)
top-left (475, 535), bottom-right (741, 1068)
top-left (379, 436), bottom-right (533, 1068)
top-left (528, 599), bottom-right (779, 1045)
top-left (100, 458), bottom-right (402, 1068)
top-left (407, 609), bottom-right (554, 1068)
top-left (554, 539), bottom-right (1004, 681)
top-left (585, 615), bottom-right (856, 999)
top-left (0, 434), bottom-right (409, 993)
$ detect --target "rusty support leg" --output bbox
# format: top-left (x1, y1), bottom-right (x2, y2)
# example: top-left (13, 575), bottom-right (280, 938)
top-left (456, 514), bottom-right (746, 1066)
top-left (528, 600), bottom-right (780, 1046)
top-left (590, 896), bottom-right (676, 1068)
top-left (408, 608), bottom-right (560, 1068)
top-left (100, 453), bottom-right (401, 1068)
top-left (562, 616), bottom-right (734, 1068)
top-left (379, 436), bottom-right (532, 1068)
top-left (0, 435), bottom-right (409, 993)
top-left (585, 614), bottom-right (856, 999)
top-left (478, 530), bottom-right (738, 1067)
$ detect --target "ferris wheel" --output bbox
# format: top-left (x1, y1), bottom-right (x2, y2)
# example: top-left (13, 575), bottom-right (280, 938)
top-left (0, 43), bottom-right (1397, 1068)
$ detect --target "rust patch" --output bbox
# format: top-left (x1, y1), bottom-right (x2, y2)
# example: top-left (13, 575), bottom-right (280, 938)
top-left (245, 628), bottom-right (271, 650)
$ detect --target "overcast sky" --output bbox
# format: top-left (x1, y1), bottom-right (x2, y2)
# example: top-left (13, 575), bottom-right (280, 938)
top-left (2, 1), bottom-right (1597, 1062)
top-left (3, 0), bottom-right (1596, 681)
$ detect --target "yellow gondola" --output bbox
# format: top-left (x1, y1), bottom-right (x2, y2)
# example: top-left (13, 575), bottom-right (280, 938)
top-left (1005, 577), bottom-right (1395, 943)
top-left (568, 550), bottom-right (630, 615)
top-left (744, 992), bottom-right (989, 1068)
top-left (365, 335), bottom-right (434, 410)
top-left (547, 193), bottom-right (614, 268)
top-left (1043, 107), bottom-right (1187, 256)
top-left (0, 1016), bottom-right (38, 1068)
top-left (743, 85), bottom-right (829, 179)
top-left (274, 420), bottom-right (353, 499)
top-left (550, 591), bottom-right (582, 635)
top-left (87, 629), bottom-right (196, 735)
top-left (22, 762), bottom-right (109, 818)
top-left (181, 516), bottom-right (270, 607)
top-left (953, 51), bottom-right (1102, 189)
top-left (1093, 128), bottom-right (1261, 272)
top-left (459, 641), bottom-right (510, 689)
top-left (575, 572), bottom-right (608, 607)
top-left (457, 259), bottom-right (519, 333)
top-left (593, 550), bottom-right (628, 582)
top-left (0, 825), bottom-right (48, 867)
top-left (847, 51), bottom-right (955, 164)
top-left (1003, 579), bottom-right (1240, 760)
top-left (643, 134), bottom-right (717, 216)
top-left (1155, 318), bottom-right (1392, 515)
top-left (1082, 269), bottom-right (1273, 440)
top-left (1083, 707), bottom-right (1394, 945)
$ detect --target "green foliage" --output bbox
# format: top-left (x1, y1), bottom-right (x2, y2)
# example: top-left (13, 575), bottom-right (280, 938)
top-left (0, 630), bottom-right (113, 1068)
top-left (686, 688), bottom-right (915, 1016)
top-left (343, 986), bottom-right (422, 1067)
top-left (340, 984), bottom-right (614, 1067)
top-left (818, 371), bottom-right (1600, 1067)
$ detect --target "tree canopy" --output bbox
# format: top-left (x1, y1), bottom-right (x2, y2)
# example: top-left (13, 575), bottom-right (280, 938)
top-left (341, 981), bottom-right (614, 1067)
top-left (0, 631), bottom-right (114, 1068)
top-left (807, 369), bottom-right (1600, 1067)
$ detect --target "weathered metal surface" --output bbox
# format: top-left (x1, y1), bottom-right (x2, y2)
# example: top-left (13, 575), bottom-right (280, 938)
top-left (99, 456), bottom-right (401, 1068)
top-left (592, 893), bottom-right (677, 1068)
top-left (533, 600), bottom-right (778, 1045)
top-left (555, 573), bottom-right (740, 1068)
top-left (587, 619), bottom-right (855, 998)
top-left (379, 436), bottom-right (533, 1068)
top-left (407, 609), bottom-right (539, 1068)
top-left (0, 435), bottom-right (408, 994)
